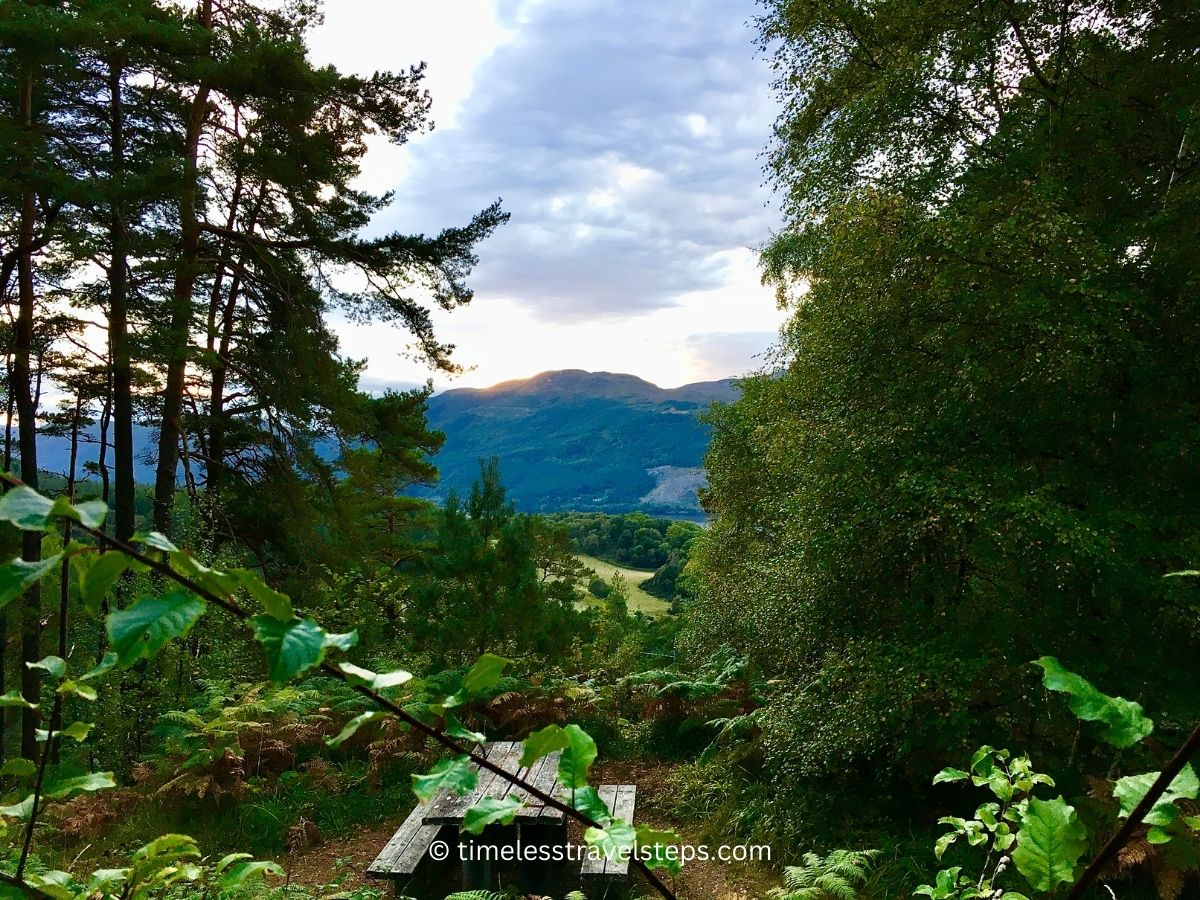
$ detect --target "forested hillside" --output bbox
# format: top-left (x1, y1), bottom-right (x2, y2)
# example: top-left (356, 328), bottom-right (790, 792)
top-left (423, 371), bottom-right (734, 518)
top-left (0, 2), bottom-right (1198, 900)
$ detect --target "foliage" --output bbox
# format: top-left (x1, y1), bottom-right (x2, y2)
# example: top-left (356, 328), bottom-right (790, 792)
top-left (689, 0), bottom-right (1200, 851)
top-left (769, 849), bottom-right (879, 900)
top-left (0, 483), bottom-right (687, 898)
top-left (406, 459), bottom-right (588, 666)
top-left (554, 512), bottom-right (702, 573)
top-left (920, 659), bottom-right (1200, 899)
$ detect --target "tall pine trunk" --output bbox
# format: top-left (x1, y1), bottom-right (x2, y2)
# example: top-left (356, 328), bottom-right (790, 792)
top-left (15, 64), bottom-right (42, 760)
top-left (109, 59), bottom-right (135, 542)
top-left (153, 0), bottom-right (212, 535)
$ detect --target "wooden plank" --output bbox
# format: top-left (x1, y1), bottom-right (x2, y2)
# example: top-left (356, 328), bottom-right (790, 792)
top-left (579, 786), bottom-right (619, 876)
top-left (391, 823), bottom-right (442, 875)
top-left (367, 804), bottom-right (440, 878)
top-left (422, 742), bottom-right (504, 822)
top-left (604, 785), bottom-right (637, 877)
top-left (512, 751), bottom-right (559, 819)
top-left (530, 752), bottom-right (565, 820)
top-left (423, 741), bottom-right (523, 824)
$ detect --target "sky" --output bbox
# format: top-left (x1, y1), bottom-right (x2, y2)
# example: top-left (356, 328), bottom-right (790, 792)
top-left (309, 0), bottom-right (786, 391)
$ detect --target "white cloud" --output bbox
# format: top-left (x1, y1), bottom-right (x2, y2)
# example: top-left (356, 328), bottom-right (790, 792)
top-left (314, 0), bottom-right (783, 390)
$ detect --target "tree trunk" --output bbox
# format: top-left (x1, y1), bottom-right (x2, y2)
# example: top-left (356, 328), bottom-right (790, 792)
top-left (15, 65), bottom-right (42, 760)
top-left (153, 0), bottom-right (213, 536)
top-left (51, 397), bottom-right (80, 764)
top-left (109, 59), bottom-right (135, 542)
top-left (208, 184), bottom-right (264, 506)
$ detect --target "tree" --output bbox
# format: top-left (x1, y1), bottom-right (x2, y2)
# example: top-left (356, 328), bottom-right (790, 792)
top-left (143, 0), bottom-right (507, 538)
top-left (407, 460), bottom-right (586, 665)
top-left (687, 0), bottom-right (1200, 837)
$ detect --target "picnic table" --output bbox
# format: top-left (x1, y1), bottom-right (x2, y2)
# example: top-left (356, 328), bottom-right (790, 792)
top-left (367, 741), bottom-right (637, 896)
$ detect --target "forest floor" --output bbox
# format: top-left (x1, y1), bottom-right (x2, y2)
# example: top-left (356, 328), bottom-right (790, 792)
top-left (574, 555), bottom-right (671, 617)
top-left (282, 759), bottom-right (775, 900)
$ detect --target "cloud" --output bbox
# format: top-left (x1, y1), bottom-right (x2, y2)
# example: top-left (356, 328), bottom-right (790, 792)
top-left (685, 331), bottom-right (779, 380)
top-left (375, 0), bottom-right (778, 322)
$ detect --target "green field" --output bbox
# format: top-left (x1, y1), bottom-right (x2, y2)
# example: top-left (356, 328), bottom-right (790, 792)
top-left (575, 554), bottom-right (672, 617)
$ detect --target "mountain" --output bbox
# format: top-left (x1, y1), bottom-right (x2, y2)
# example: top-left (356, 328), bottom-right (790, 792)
top-left (424, 370), bottom-right (735, 518)
top-left (29, 370), bottom-right (735, 518)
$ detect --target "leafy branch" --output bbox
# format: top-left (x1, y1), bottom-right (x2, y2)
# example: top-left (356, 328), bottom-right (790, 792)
top-left (0, 474), bottom-right (680, 900)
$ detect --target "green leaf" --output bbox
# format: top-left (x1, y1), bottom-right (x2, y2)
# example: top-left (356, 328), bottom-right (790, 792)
top-left (216, 854), bottom-right (253, 873)
top-left (134, 531), bottom-right (178, 553)
top-left (933, 767), bottom-right (970, 785)
top-left (325, 630), bottom-right (358, 653)
top-left (570, 786), bottom-right (613, 826)
top-left (234, 569), bottom-right (294, 621)
top-left (251, 616), bottom-right (350, 683)
top-left (557, 724), bottom-right (597, 789)
top-left (57, 680), bottom-right (97, 701)
top-left (1113, 765), bottom-right (1199, 829)
top-left (519, 724), bottom-right (597, 788)
top-left (326, 711), bottom-right (388, 748)
top-left (219, 860), bottom-right (285, 890)
top-left (0, 759), bottom-right (36, 778)
top-left (584, 820), bottom-right (636, 861)
top-left (461, 795), bottom-right (522, 834)
top-left (445, 713), bottom-right (486, 745)
top-left (0, 555), bottom-right (61, 608)
top-left (49, 496), bottom-right (108, 529)
top-left (412, 756), bottom-right (476, 803)
top-left (77, 551), bottom-right (131, 614)
top-left (0, 794), bottom-right (34, 820)
top-left (520, 724), bottom-right (569, 767)
top-left (1011, 796), bottom-right (1087, 892)
top-left (1034, 657), bottom-right (1154, 748)
top-left (86, 869), bottom-right (128, 891)
top-left (44, 771), bottom-right (116, 800)
top-left (58, 721), bottom-right (94, 742)
top-left (634, 823), bottom-right (680, 846)
top-left (0, 690), bottom-right (36, 709)
top-left (108, 591), bottom-right (205, 666)
top-left (340, 662), bottom-right (412, 691)
top-left (27, 655), bottom-right (66, 680)
top-left (81, 652), bottom-right (118, 682)
top-left (25, 870), bottom-right (76, 900)
top-left (635, 824), bottom-right (682, 874)
top-left (0, 486), bottom-right (54, 530)
top-left (462, 653), bottom-right (510, 694)
top-left (934, 831), bottom-right (958, 861)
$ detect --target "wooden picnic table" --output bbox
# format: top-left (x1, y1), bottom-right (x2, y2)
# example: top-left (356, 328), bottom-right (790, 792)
top-left (368, 740), bottom-right (636, 895)
top-left (421, 740), bottom-right (566, 824)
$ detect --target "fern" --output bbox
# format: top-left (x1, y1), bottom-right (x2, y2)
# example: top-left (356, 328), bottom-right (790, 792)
top-left (769, 849), bottom-right (880, 900)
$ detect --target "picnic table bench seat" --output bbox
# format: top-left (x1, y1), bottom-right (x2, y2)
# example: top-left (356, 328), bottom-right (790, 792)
top-left (580, 784), bottom-right (637, 879)
top-left (366, 803), bottom-right (442, 881)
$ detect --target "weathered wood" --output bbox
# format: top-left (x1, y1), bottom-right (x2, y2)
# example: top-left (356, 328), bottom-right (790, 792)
top-left (530, 751), bottom-right (566, 821)
top-left (580, 785), bottom-right (637, 878)
top-left (513, 751), bottom-right (559, 819)
top-left (423, 741), bottom-right (522, 824)
top-left (366, 804), bottom-right (441, 879)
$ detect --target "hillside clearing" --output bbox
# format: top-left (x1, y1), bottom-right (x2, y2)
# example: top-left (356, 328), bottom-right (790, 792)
top-left (575, 554), bottom-right (672, 617)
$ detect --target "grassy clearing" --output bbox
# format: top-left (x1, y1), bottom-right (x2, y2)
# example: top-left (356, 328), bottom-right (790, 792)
top-left (575, 553), bottom-right (671, 617)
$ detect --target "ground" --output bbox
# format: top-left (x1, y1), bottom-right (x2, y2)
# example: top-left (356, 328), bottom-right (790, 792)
top-left (282, 760), bottom-right (776, 900)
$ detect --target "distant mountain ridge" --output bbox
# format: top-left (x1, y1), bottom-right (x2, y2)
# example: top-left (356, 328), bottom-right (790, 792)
top-left (31, 369), bottom-right (735, 518)
top-left (424, 370), bottom-right (735, 517)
